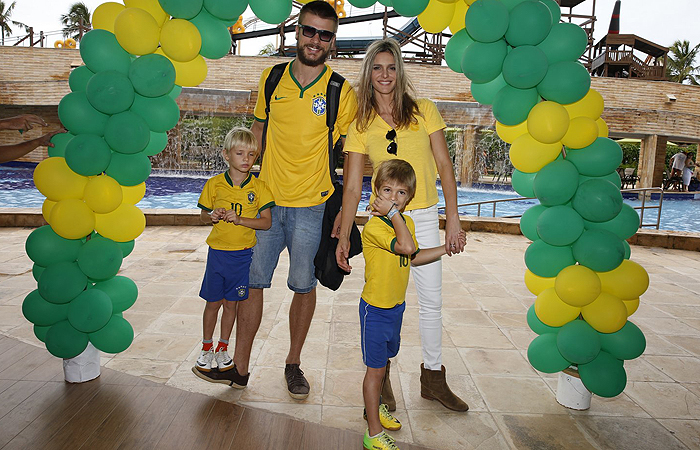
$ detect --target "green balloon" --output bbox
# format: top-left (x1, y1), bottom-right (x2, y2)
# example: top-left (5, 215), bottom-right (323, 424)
top-left (600, 321), bottom-right (646, 360)
top-left (105, 151), bottom-right (152, 186)
top-left (58, 92), bottom-right (109, 136)
top-left (537, 61), bottom-right (591, 104)
top-left (159, 0), bottom-right (203, 19)
top-left (537, 205), bottom-right (584, 246)
top-left (89, 315), bottom-right (134, 354)
top-left (77, 236), bottom-right (124, 281)
top-left (539, 0), bottom-right (561, 23)
top-left (471, 73), bottom-right (507, 105)
top-left (537, 23), bottom-right (588, 65)
top-left (578, 351), bottom-right (626, 398)
top-left (130, 94), bottom-right (181, 133)
top-left (45, 320), bottom-right (89, 359)
top-left (511, 169), bottom-right (536, 197)
top-left (579, 171), bottom-right (622, 189)
top-left (64, 134), bottom-right (112, 176)
top-left (527, 333), bottom-right (571, 373)
top-left (556, 319), bottom-right (601, 364)
top-left (48, 132), bottom-right (75, 157)
top-left (191, 8), bottom-right (232, 59)
top-left (25, 225), bottom-right (83, 267)
top-left (583, 204), bottom-right (640, 240)
top-left (392, 0), bottom-right (428, 16)
top-left (465, 0), bottom-right (509, 43)
top-left (168, 84), bottom-right (183, 99)
top-left (500, 0), bottom-right (528, 10)
top-left (622, 240), bottom-right (631, 259)
top-left (143, 131), bottom-right (169, 156)
top-left (348, 0), bottom-right (377, 6)
top-left (377, 0), bottom-right (392, 6)
top-left (93, 276), bottom-right (138, 313)
top-left (572, 179), bottom-right (623, 222)
top-left (68, 289), bottom-right (113, 333)
top-left (573, 229), bottom-right (625, 272)
top-left (129, 54), bottom-right (176, 98)
top-left (566, 138), bottom-right (623, 177)
top-left (505, 0), bottom-right (552, 47)
top-left (520, 204), bottom-right (546, 241)
top-left (204, 0), bottom-right (246, 20)
top-left (502, 45), bottom-right (549, 89)
top-left (527, 304), bottom-right (560, 334)
top-left (462, 39), bottom-right (508, 84)
top-left (79, 29), bottom-right (132, 74)
top-left (104, 111), bottom-right (151, 154)
top-left (118, 240), bottom-right (135, 257)
top-left (524, 239), bottom-right (575, 277)
top-left (34, 325), bottom-right (50, 343)
top-left (38, 261), bottom-right (88, 304)
top-left (32, 264), bottom-right (45, 282)
top-left (492, 85), bottom-right (539, 126)
top-left (248, 0), bottom-right (292, 24)
top-left (22, 289), bottom-right (69, 327)
top-left (69, 65), bottom-right (95, 92)
top-left (86, 70), bottom-right (135, 115)
top-left (445, 29), bottom-right (474, 74)
top-left (533, 160), bottom-right (579, 206)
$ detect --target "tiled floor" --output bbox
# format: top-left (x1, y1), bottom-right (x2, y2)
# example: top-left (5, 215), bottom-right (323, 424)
top-left (2, 226), bottom-right (700, 450)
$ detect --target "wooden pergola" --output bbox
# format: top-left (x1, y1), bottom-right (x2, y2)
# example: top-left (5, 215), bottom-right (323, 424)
top-left (590, 34), bottom-right (668, 80)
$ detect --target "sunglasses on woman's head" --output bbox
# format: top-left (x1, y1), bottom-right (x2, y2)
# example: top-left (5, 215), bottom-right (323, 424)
top-left (298, 24), bottom-right (335, 42)
top-left (386, 129), bottom-right (397, 155)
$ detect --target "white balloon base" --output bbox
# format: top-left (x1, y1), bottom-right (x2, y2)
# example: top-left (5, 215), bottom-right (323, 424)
top-left (63, 342), bottom-right (101, 383)
top-left (556, 369), bottom-right (591, 410)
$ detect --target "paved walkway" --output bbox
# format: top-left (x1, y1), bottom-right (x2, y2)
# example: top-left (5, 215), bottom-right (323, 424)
top-left (1, 226), bottom-right (699, 450)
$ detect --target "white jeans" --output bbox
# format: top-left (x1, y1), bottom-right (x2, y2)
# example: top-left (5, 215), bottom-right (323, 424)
top-left (404, 205), bottom-right (443, 370)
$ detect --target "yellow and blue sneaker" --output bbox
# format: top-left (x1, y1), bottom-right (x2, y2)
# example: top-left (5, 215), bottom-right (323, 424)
top-left (363, 403), bottom-right (401, 431)
top-left (363, 429), bottom-right (399, 450)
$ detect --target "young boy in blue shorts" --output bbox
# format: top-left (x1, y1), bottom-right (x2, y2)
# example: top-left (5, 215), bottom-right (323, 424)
top-left (360, 160), bottom-right (465, 450)
top-left (192, 127), bottom-right (274, 388)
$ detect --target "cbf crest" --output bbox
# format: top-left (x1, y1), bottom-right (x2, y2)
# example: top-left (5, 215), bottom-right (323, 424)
top-left (247, 191), bottom-right (256, 204)
top-left (312, 93), bottom-right (326, 116)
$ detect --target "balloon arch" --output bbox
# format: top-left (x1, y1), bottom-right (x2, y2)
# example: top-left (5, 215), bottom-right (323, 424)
top-left (22, 0), bottom-right (648, 399)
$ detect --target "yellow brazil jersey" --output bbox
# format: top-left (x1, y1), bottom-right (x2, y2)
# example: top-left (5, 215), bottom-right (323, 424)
top-left (197, 172), bottom-right (275, 251)
top-left (253, 61), bottom-right (357, 207)
top-left (344, 98), bottom-right (446, 211)
top-left (361, 215), bottom-right (419, 309)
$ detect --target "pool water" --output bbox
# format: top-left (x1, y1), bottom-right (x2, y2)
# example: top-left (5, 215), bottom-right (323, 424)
top-left (2, 164), bottom-right (699, 233)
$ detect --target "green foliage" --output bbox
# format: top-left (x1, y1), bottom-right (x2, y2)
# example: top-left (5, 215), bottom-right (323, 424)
top-left (0, 0), bottom-right (27, 45)
top-left (61, 1), bottom-right (91, 41)
top-left (667, 40), bottom-right (700, 85)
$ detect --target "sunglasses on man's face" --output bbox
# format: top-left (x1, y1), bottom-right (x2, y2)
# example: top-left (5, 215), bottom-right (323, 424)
top-left (386, 129), bottom-right (397, 155)
top-left (298, 24), bottom-right (335, 42)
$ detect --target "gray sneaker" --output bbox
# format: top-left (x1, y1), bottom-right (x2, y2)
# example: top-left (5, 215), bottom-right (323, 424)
top-left (284, 364), bottom-right (309, 399)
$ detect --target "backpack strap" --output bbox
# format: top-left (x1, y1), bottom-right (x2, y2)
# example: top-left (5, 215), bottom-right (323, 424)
top-left (326, 70), bottom-right (345, 184)
top-left (260, 62), bottom-right (289, 159)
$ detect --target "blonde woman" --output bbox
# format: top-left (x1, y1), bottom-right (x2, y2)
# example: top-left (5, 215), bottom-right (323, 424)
top-left (335, 39), bottom-right (467, 412)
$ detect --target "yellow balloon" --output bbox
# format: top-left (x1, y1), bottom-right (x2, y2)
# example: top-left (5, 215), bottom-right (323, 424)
top-left (448, 0), bottom-right (469, 33)
top-left (596, 118), bottom-right (609, 137)
top-left (95, 204), bottom-right (146, 242)
top-left (534, 287), bottom-right (581, 327)
top-left (157, 48), bottom-right (208, 87)
top-left (418, 0), bottom-right (455, 34)
top-left (33, 157), bottom-right (88, 201)
top-left (509, 133), bottom-right (562, 173)
top-left (437, 0), bottom-right (460, 3)
top-left (42, 199), bottom-right (57, 224)
top-left (555, 265), bottom-right (601, 307)
top-left (581, 292), bottom-right (628, 333)
top-left (160, 19), bottom-right (202, 63)
top-left (84, 175), bottom-right (123, 214)
top-left (124, 0), bottom-right (168, 26)
top-left (527, 101), bottom-right (570, 144)
top-left (49, 199), bottom-right (96, 240)
top-left (92, 2), bottom-right (126, 33)
top-left (114, 7), bottom-right (160, 56)
top-left (561, 116), bottom-right (598, 149)
top-left (597, 260), bottom-right (649, 300)
top-left (122, 182), bottom-right (146, 205)
top-left (496, 120), bottom-right (528, 144)
top-left (524, 269), bottom-right (555, 296)
top-left (623, 298), bottom-right (640, 316)
top-left (563, 89), bottom-right (604, 120)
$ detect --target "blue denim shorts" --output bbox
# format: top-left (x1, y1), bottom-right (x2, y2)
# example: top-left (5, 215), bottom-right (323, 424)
top-left (199, 247), bottom-right (252, 302)
top-left (360, 299), bottom-right (405, 369)
top-left (249, 203), bottom-right (325, 293)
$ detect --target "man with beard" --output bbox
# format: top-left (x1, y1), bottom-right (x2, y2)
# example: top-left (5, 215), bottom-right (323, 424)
top-left (219, 1), bottom-right (356, 399)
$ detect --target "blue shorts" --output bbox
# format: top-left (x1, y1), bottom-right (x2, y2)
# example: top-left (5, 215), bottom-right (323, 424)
top-left (249, 203), bottom-right (325, 293)
top-left (199, 247), bottom-right (253, 302)
top-left (359, 299), bottom-right (405, 369)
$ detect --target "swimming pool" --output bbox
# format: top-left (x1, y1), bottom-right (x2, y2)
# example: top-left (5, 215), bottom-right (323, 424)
top-left (2, 164), bottom-right (699, 233)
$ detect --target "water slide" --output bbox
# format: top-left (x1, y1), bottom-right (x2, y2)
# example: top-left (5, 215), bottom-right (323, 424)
top-left (334, 18), bottom-right (421, 54)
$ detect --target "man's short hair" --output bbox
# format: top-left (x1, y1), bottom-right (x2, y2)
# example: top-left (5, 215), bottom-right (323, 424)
top-left (223, 126), bottom-right (257, 153)
top-left (374, 159), bottom-right (417, 204)
top-left (299, 1), bottom-right (339, 30)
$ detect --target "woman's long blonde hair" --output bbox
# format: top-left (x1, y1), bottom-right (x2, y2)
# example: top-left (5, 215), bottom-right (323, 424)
top-left (355, 38), bottom-right (420, 132)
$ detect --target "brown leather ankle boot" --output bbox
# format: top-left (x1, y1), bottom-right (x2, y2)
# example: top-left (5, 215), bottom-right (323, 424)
top-left (380, 359), bottom-right (396, 411)
top-left (420, 364), bottom-right (469, 412)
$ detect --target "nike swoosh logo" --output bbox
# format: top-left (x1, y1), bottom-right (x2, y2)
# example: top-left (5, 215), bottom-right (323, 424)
top-left (274, 95), bottom-right (286, 100)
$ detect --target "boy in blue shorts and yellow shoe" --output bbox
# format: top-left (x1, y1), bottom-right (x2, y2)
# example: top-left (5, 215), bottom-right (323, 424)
top-left (361, 160), bottom-right (465, 450)
top-left (192, 127), bottom-right (274, 388)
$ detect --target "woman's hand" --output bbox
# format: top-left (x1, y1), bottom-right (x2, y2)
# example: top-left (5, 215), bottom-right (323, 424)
top-left (336, 234), bottom-right (352, 272)
top-left (444, 215), bottom-right (465, 256)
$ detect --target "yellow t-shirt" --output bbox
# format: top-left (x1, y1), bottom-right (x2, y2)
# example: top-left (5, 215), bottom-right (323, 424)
top-left (197, 172), bottom-right (275, 251)
top-left (361, 215), bottom-right (419, 309)
top-left (253, 61), bottom-right (358, 207)
top-left (344, 98), bottom-right (446, 211)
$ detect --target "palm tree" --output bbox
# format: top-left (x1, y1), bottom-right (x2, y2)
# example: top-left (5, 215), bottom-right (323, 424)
top-left (0, 1), bottom-right (27, 46)
top-left (667, 40), bottom-right (700, 85)
top-left (61, 2), bottom-right (91, 41)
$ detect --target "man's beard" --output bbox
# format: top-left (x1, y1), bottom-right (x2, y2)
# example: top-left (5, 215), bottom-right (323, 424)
top-left (296, 42), bottom-right (331, 67)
